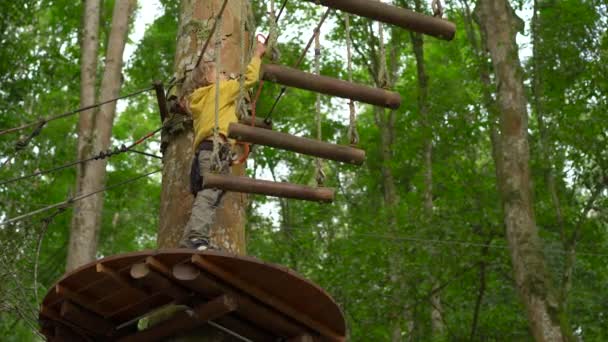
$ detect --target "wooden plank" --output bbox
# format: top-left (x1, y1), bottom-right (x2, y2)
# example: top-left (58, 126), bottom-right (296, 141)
top-left (55, 284), bottom-right (110, 317)
top-left (173, 262), bottom-right (309, 338)
top-left (60, 301), bottom-right (115, 336)
top-left (145, 256), bottom-right (173, 278)
top-left (96, 263), bottom-right (148, 298)
top-left (117, 295), bottom-right (237, 342)
top-left (192, 255), bottom-right (343, 341)
top-left (40, 306), bottom-right (92, 339)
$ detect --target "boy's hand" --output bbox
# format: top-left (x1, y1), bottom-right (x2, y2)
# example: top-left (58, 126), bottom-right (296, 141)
top-left (254, 38), bottom-right (266, 58)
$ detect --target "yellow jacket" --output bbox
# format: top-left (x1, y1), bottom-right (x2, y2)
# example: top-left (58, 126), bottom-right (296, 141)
top-left (189, 57), bottom-right (261, 149)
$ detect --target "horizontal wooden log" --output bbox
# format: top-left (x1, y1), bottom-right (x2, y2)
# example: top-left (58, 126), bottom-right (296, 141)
top-left (173, 263), bottom-right (311, 338)
top-left (118, 295), bottom-right (237, 342)
top-left (202, 172), bottom-right (335, 203)
top-left (240, 115), bottom-right (273, 130)
top-left (228, 122), bottom-right (365, 165)
top-left (305, 0), bottom-right (456, 40)
top-left (261, 64), bottom-right (401, 109)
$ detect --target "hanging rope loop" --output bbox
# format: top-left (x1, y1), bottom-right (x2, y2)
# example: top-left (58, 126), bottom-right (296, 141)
top-left (432, 0), bottom-right (444, 18)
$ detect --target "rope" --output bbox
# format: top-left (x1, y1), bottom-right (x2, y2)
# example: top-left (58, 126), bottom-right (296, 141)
top-left (212, 13), bottom-right (223, 171)
top-left (236, 0), bottom-right (248, 121)
top-left (34, 207), bottom-right (67, 305)
top-left (267, 0), bottom-right (281, 62)
top-left (233, 1), bottom-right (288, 165)
top-left (0, 169), bottom-right (161, 227)
top-left (0, 126), bottom-right (163, 187)
top-left (0, 86), bottom-right (154, 137)
top-left (265, 8), bottom-right (332, 121)
top-left (314, 29), bottom-right (326, 186)
top-left (345, 13), bottom-right (359, 146)
top-left (432, 0), bottom-right (444, 18)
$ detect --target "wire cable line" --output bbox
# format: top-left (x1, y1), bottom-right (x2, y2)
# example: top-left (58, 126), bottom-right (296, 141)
top-left (0, 127), bottom-right (162, 187)
top-left (0, 86), bottom-right (154, 137)
top-left (0, 169), bottom-right (161, 227)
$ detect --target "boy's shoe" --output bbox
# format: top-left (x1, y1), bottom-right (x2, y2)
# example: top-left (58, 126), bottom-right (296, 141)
top-left (187, 238), bottom-right (212, 251)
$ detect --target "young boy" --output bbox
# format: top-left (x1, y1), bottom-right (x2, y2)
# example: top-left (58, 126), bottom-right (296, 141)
top-left (180, 40), bottom-right (266, 250)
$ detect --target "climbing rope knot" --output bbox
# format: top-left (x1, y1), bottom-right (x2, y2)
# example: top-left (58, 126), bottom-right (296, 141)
top-left (15, 120), bottom-right (47, 151)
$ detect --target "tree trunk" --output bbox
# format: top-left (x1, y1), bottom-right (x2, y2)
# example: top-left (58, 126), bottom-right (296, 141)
top-left (156, 1), bottom-right (251, 339)
top-left (158, 0), bottom-right (249, 253)
top-left (68, 0), bottom-right (101, 270)
top-left (475, 1), bottom-right (566, 340)
top-left (75, 0), bottom-right (100, 180)
top-left (66, 0), bottom-right (137, 271)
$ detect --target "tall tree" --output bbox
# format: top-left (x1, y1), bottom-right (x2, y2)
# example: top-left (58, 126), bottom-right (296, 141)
top-left (475, 0), bottom-right (568, 340)
top-left (158, 0), bottom-right (250, 253)
top-left (67, 0), bottom-right (137, 271)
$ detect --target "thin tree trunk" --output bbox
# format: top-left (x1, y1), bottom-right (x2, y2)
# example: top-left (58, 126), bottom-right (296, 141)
top-left (158, 0), bottom-right (249, 254)
top-left (68, 0), bottom-right (101, 270)
top-left (66, 0), bottom-right (137, 271)
top-left (76, 0), bottom-right (100, 170)
top-left (475, 1), bottom-right (566, 340)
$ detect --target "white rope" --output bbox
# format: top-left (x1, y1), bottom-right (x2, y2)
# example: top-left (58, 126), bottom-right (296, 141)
top-left (314, 28), bottom-right (326, 186)
top-left (345, 13), bottom-right (359, 146)
top-left (236, 0), bottom-right (247, 120)
top-left (212, 14), bottom-right (223, 170)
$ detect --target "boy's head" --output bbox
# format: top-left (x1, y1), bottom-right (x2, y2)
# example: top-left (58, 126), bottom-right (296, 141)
top-left (198, 62), bottom-right (228, 87)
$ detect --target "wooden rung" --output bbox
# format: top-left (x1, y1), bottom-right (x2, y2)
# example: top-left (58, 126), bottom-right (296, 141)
top-left (228, 122), bottom-right (365, 165)
top-left (202, 172), bottom-right (335, 203)
top-left (306, 0), bottom-right (456, 40)
top-left (261, 64), bottom-right (402, 109)
top-left (173, 263), bottom-right (311, 338)
top-left (60, 301), bottom-right (115, 336)
top-left (130, 263), bottom-right (191, 302)
top-left (117, 295), bottom-right (237, 342)
top-left (240, 115), bottom-right (273, 130)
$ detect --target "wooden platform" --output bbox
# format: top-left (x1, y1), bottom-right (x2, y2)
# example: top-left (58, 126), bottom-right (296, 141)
top-left (39, 249), bottom-right (347, 341)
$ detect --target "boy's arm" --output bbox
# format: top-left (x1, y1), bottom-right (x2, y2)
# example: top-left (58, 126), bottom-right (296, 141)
top-left (243, 57), bottom-right (262, 89)
top-left (224, 38), bottom-right (266, 98)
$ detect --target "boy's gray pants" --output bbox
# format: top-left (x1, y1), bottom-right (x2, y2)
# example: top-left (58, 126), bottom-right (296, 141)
top-left (180, 145), bottom-right (231, 248)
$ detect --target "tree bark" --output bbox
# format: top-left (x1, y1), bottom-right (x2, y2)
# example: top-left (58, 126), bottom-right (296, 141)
top-left (75, 0), bottom-right (101, 176)
top-left (66, 0), bottom-right (137, 271)
top-left (475, 1), bottom-right (566, 340)
top-left (158, 0), bottom-right (249, 253)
